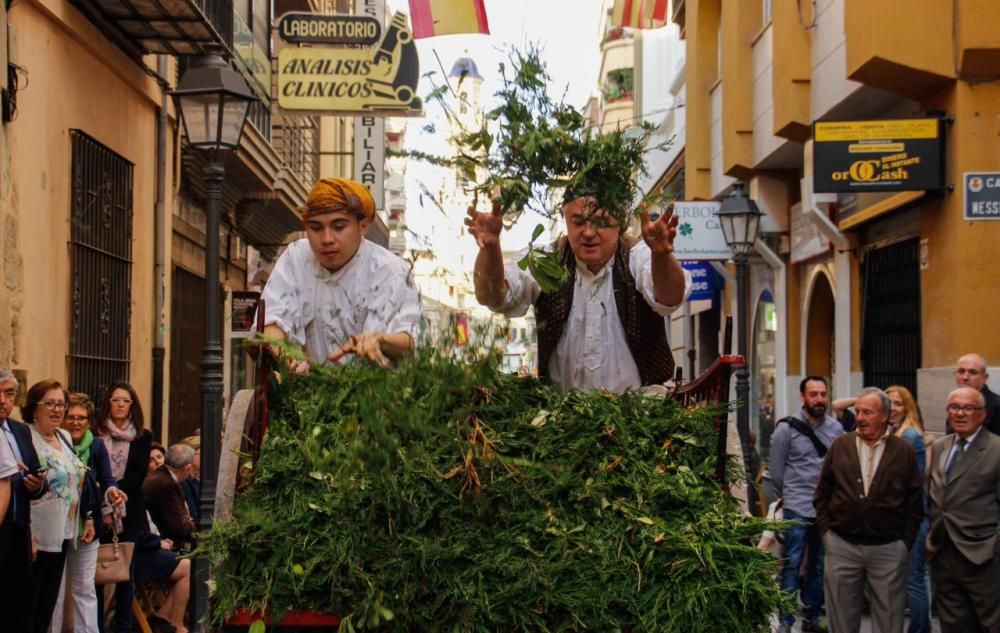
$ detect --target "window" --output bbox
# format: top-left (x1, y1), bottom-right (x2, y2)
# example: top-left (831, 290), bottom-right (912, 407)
top-left (603, 68), bottom-right (635, 102)
top-left (69, 130), bottom-right (133, 401)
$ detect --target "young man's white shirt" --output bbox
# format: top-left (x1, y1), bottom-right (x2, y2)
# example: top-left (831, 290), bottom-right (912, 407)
top-left (260, 239), bottom-right (423, 363)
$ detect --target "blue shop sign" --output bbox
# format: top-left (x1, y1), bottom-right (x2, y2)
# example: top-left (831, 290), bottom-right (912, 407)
top-left (964, 172), bottom-right (1000, 221)
top-left (681, 261), bottom-right (720, 302)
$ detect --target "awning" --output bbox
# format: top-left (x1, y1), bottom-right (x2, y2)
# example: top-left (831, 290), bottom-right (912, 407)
top-left (72, 0), bottom-right (229, 56)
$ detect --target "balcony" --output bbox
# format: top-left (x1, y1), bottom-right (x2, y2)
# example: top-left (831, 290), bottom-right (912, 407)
top-left (71, 0), bottom-right (233, 57)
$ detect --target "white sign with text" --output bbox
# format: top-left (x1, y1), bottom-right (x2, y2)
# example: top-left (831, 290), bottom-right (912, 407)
top-left (670, 201), bottom-right (732, 261)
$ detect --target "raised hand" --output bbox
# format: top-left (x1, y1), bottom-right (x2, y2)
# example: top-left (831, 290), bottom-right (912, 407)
top-left (464, 200), bottom-right (504, 249)
top-left (639, 202), bottom-right (679, 256)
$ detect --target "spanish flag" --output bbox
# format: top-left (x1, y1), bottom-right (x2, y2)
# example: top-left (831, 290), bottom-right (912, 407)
top-left (611, 0), bottom-right (668, 29)
top-left (409, 0), bottom-right (491, 39)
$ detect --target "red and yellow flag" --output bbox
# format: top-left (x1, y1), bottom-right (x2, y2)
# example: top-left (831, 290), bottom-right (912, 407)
top-left (408, 0), bottom-right (491, 39)
top-left (611, 0), bottom-right (668, 29)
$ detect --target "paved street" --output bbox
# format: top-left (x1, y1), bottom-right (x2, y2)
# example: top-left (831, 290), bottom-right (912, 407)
top-left (776, 616), bottom-right (942, 632)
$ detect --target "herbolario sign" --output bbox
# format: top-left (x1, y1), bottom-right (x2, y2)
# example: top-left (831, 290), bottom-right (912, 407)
top-left (276, 11), bottom-right (423, 115)
top-left (813, 118), bottom-right (945, 193)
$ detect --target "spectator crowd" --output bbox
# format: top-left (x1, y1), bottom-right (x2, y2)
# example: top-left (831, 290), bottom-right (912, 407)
top-left (769, 353), bottom-right (1000, 633)
top-left (0, 370), bottom-right (202, 633)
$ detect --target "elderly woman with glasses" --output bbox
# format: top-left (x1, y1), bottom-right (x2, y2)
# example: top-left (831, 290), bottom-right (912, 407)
top-left (94, 381), bottom-right (152, 633)
top-left (59, 392), bottom-right (127, 633)
top-left (21, 379), bottom-right (88, 633)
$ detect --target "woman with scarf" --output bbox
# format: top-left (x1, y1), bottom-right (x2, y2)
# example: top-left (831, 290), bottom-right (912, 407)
top-left (95, 381), bottom-right (151, 633)
top-left (22, 379), bottom-right (88, 633)
top-left (60, 392), bottom-right (126, 632)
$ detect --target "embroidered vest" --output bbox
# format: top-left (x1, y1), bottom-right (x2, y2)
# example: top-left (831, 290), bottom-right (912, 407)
top-left (534, 239), bottom-right (675, 388)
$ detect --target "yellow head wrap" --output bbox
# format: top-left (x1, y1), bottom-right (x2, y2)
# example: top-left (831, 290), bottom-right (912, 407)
top-left (303, 178), bottom-right (376, 219)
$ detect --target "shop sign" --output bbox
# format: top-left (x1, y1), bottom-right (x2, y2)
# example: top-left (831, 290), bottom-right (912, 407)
top-left (813, 118), bottom-right (945, 193)
top-left (231, 291), bottom-right (261, 332)
top-left (276, 11), bottom-right (422, 115)
top-left (671, 201), bottom-right (732, 261)
top-left (278, 13), bottom-right (381, 45)
top-left (964, 172), bottom-right (1000, 221)
top-left (681, 261), bottom-right (720, 302)
top-left (354, 116), bottom-right (385, 210)
top-left (790, 202), bottom-right (830, 264)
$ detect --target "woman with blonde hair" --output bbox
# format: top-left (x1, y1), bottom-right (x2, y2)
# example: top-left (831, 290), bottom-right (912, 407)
top-left (886, 384), bottom-right (930, 633)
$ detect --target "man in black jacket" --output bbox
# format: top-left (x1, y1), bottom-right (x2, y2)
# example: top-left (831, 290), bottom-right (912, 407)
top-left (814, 387), bottom-right (924, 633)
top-left (0, 368), bottom-right (48, 632)
top-left (950, 353), bottom-right (1000, 436)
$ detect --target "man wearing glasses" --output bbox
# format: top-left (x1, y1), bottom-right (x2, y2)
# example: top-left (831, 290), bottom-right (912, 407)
top-left (949, 353), bottom-right (1000, 436)
top-left (0, 368), bottom-right (47, 632)
top-left (927, 386), bottom-right (1000, 632)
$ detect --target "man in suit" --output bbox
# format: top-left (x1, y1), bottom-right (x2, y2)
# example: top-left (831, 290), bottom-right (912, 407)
top-left (143, 443), bottom-right (197, 550)
top-left (946, 353), bottom-right (1000, 436)
top-left (814, 387), bottom-right (924, 633)
top-left (0, 368), bottom-right (47, 632)
top-left (927, 386), bottom-right (1000, 633)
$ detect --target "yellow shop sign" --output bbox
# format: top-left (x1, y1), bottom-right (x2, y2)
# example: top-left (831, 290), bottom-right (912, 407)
top-left (277, 11), bottom-right (422, 115)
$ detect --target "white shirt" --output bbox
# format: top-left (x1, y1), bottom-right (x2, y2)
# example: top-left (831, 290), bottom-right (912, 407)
top-left (855, 432), bottom-right (889, 496)
top-left (496, 241), bottom-right (691, 393)
top-left (0, 427), bottom-right (16, 479)
top-left (260, 239), bottom-right (423, 363)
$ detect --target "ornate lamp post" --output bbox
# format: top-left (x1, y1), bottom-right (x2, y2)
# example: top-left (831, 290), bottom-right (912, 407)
top-left (715, 181), bottom-right (763, 514)
top-left (172, 45), bottom-right (257, 629)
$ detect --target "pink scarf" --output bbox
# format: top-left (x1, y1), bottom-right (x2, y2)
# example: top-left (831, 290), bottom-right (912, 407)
top-left (104, 419), bottom-right (136, 481)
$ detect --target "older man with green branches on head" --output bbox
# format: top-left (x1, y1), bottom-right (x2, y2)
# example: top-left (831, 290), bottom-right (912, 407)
top-left (259, 177), bottom-right (422, 371)
top-left (465, 192), bottom-right (691, 394)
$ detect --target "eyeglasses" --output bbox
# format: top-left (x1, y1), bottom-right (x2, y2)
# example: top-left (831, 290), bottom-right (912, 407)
top-left (65, 415), bottom-right (90, 423)
top-left (110, 398), bottom-right (133, 405)
top-left (38, 401), bottom-right (67, 411)
top-left (947, 404), bottom-right (985, 414)
top-left (0, 389), bottom-right (16, 400)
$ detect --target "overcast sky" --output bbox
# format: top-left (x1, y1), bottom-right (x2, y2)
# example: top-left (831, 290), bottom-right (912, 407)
top-left (393, 0), bottom-right (607, 249)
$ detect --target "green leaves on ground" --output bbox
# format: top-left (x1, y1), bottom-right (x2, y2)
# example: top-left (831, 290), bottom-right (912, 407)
top-left (200, 352), bottom-right (786, 631)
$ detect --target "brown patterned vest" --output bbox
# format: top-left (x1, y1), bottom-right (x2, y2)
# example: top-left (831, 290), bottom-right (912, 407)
top-left (534, 239), bottom-right (675, 387)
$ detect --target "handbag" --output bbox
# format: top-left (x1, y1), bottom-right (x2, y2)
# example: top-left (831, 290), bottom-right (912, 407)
top-left (95, 535), bottom-right (134, 585)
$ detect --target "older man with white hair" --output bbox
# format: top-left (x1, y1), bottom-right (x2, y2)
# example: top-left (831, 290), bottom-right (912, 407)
top-left (142, 442), bottom-right (197, 550)
top-left (927, 386), bottom-right (1000, 633)
top-left (814, 387), bottom-right (924, 633)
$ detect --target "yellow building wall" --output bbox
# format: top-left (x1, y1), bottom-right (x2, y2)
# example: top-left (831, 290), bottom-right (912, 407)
top-left (957, 0), bottom-right (1000, 78)
top-left (844, 0), bottom-right (953, 99)
top-left (9, 0), bottom-right (166, 405)
top-left (684, 0), bottom-right (720, 199)
top-left (771, 0), bottom-right (812, 142)
top-left (719, 0), bottom-right (759, 178)
top-left (919, 81), bottom-right (1000, 368)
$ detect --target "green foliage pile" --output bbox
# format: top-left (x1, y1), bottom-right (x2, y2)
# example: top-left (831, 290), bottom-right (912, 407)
top-left (202, 352), bottom-right (786, 632)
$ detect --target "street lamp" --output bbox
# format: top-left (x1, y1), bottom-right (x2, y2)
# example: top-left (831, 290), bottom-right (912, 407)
top-left (715, 181), bottom-right (763, 515)
top-left (173, 45), bottom-right (257, 629)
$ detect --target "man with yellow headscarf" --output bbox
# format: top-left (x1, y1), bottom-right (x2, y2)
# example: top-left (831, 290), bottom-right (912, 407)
top-left (259, 178), bottom-right (422, 368)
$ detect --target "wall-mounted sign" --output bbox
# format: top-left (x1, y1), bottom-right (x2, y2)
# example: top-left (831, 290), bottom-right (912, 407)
top-left (964, 172), bottom-right (1000, 221)
top-left (231, 291), bottom-right (261, 332)
top-left (277, 11), bottom-right (422, 114)
top-left (671, 201), bottom-right (732, 261)
top-left (790, 202), bottom-right (831, 264)
top-left (681, 261), bottom-right (721, 302)
top-left (278, 13), bottom-right (381, 45)
top-left (813, 118), bottom-right (945, 193)
top-left (355, 116), bottom-right (385, 210)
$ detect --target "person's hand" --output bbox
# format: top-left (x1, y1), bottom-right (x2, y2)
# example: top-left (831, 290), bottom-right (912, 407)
top-left (19, 462), bottom-right (45, 493)
top-left (106, 487), bottom-right (127, 506)
top-left (160, 538), bottom-right (173, 551)
top-left (639, 202), bottom-right (679, 256)
top-left (464, 200), bottom-right (503, 249)
top-left (103, 515), bottom-right (113, 531)
top-left (31, 536), bottom-right (38, 561)
top-left (81, 519), bottom-right (96, 544)
top-left (329, 333), bottom-right (389, 367)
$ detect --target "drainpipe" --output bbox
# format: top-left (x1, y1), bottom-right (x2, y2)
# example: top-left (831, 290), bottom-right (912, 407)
top-left (710, 261), bottom-right (736, 355)
top-left (152, 54), bottom-right (168, 442)
top-left (754, 238), bottom-right (788, 420)
top-left (802, 140), bottom-right (852, 400)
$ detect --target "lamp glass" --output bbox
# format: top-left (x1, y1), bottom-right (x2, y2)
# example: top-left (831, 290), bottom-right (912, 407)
top-left (177, 92), bottom-right (251, 151)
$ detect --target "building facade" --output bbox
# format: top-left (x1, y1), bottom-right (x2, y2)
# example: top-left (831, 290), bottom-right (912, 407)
top-left (680, 0), bottom-right (1000, 456)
